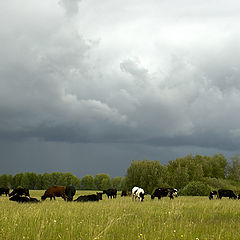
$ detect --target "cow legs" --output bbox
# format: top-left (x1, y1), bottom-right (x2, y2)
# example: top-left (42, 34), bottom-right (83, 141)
top-left (132, 195), bottom-right (137, 201)
top-left (62, 194), bottom-right (66, 201)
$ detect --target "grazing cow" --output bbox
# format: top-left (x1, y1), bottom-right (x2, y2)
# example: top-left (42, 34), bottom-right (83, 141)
top-left (65, 186), bottom-right (76, 201)
top-left (41, 186), bottom-right (67, 201)
top-left (151, 188), bottom-right (178, 200)
top-left (9, 188), bottom-right (30, 197)
top-left (132, 186), bottom-right (145, 202)
top-left (103, 188), bottom-right (117, 199)
top-left (9, 195), bottom-right (40, 203)
top-left (218, 189), bottom-right (237, 199)
top-left (74, 193), bottom-right (103, 202)
top-left (209, 190), bottom-right (218, 200)
top-left (0, 187), bottom-right (10, 196)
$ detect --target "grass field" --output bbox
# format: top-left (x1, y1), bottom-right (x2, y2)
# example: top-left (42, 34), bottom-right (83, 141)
top-left (0, 190), bottom-right (240, 240)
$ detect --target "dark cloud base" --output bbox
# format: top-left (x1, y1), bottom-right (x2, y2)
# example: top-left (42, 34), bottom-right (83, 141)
top-left (0, 139), bottom-right (237, 177)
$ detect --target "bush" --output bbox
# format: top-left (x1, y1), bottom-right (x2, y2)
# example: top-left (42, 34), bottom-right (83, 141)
top-left (203, 177), bottom-right (227, 189)
top-left (204, 177), bottom-right (240, 192)
top-left (180, 181), bottom-right (212, 196)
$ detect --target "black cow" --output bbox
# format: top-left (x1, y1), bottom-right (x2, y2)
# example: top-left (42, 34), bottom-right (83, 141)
top-left (65, 186), bottom-right (76, 201)
top-left (0, 187), bottom-right (10, 196)
top-left (151, 188), bottom-right (178, 200)
top-left (209, 191), bottom-right (218, 200)
top-left (9, 188), bottom-right (30, 197)
top-left (218, 189), bottom-right (237, 199)
top-left (74, 193), bottom-right (103, 202)
top-left (103, 188), bottom-right (117, 199)
top-left (121, 190), bottom-right (127, 197)
top-left (9, 195), bottom-right (40, 203)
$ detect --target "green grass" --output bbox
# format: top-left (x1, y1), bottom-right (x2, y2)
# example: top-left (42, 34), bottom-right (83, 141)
top-left (0, 191), bottom-right (240, 239)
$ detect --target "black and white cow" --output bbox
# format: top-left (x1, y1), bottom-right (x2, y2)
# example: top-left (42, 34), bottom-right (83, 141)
top-left (132, 186), bottom-right (145, 202)
top-left (209, 190), bottom-right (218, 200)
top-left (74, 193), bottom-right (103, 202)
top-left (103, 188), bottom-right (117, 199)
top-left (9, 188), bottom-right (30, 197)
top-left (218, 189), bottom-right (237, 199)
top-left (9, 195), bottom-right (40, 203)
top-left (151, 188), bottom-right (178, 200)
top-left (0, 187), bottom-right (10, 196)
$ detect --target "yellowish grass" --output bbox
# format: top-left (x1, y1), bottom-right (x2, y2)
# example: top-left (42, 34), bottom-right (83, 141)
top-left (0, 191), bottom-right (240, 239)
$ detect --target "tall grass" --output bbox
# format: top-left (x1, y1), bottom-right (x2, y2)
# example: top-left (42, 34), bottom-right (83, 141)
top-left (0, 190), bottom-right (240, 239)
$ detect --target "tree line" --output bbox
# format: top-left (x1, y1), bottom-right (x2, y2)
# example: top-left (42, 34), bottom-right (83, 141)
top-left (1, 153), bottom-right (240, 195)
top-left (125, 154), bottom-right (240, 195)
top-left (0, 172), bottom-right (123, 191)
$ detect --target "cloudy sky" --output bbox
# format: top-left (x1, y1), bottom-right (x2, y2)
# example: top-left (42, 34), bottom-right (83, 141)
top-left (1, 0), bottom-right (240, 177)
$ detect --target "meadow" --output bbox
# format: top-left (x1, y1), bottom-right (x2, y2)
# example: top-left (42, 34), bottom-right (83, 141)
top-left (0, 191), bottom-right (240, 240)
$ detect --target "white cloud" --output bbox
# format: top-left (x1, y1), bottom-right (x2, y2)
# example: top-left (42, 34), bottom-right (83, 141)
top-left (58, 0), bottom-right (82, 16)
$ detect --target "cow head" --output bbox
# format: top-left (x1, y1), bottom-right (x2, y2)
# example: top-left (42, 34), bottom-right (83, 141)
top-left (139, 192), bottom-right (145, 202)
top-left (41, 195), bottom-right (47, 201)
top-left (97, 192), bottom-right (103, 200)
top-left (173, 189), bottom-right (178, 197)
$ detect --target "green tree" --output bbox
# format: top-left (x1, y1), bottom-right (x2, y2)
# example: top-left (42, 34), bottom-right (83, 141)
top-left (120, 176), bottom-right (127, 190)
top-left (111, 176), bottom-right (122, 190)
top-left (192, 164), bottom-right (204, 181)
top-left (94, 174), bottom-right (111, 190)
top-left (0, 174), bottom-right (8, 188)
top-left (227, 154), bottom-right (240, 181)
top-left (36, 174), bottom-right (44, 189)
top-left (180, 181), bottom-right (211, 196)
top-left (56, 173), bottom-right (66, 186)
top-left (125, 160), bottom-right (167, 194)
top-left (21, 172), bottom-right (39, 189)
top-left (210, 154), bottom-right (228, 178)
top-left (81, 175), bottom-right (95, 190)
top-left (12, 173), bottom-right (24, 188)
top-left (51, 172), bottom-right (62, 185)
top-left (171, 165), bottom-right (189, 189)
top-left (41, 173), bottom-right (53, 189)
top-left (70, 175), bottom-right (81, 189)
top-left (61, 173), bottom-right (81, 188)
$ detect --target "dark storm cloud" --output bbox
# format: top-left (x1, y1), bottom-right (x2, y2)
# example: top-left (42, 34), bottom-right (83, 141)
top-left (145, 131), bottom-right (240, 151)
top-left (1, 0), bottom-right (240, 175)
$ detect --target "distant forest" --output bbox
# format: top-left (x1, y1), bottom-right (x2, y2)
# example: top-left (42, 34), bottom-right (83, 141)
top-left (1, 153), bottom-right (240, 196)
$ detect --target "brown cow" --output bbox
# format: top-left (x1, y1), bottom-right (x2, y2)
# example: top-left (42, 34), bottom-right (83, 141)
top-left (41, 186), bottom-right (67, 201)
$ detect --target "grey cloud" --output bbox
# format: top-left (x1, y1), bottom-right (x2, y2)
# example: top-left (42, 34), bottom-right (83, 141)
top-left (120, 59), bottom-right (149, 87)
top-left (1, 0), bottom-right (240, 176)
top-left (145, 130), bottom-right (240, 151)
top-left (58, 0), bottom-right (82, 16)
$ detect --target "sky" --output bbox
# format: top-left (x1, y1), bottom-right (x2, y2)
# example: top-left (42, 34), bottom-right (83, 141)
top-left (1, 0), bottom-right (240, 177)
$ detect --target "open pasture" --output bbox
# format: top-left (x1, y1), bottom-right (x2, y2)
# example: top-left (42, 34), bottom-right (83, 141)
top-left (0, 191), bottom-right (240, 240)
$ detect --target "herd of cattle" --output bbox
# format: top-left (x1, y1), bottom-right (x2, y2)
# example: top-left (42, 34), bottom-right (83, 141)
top-left (0, 186), bottom-right (240, 203)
